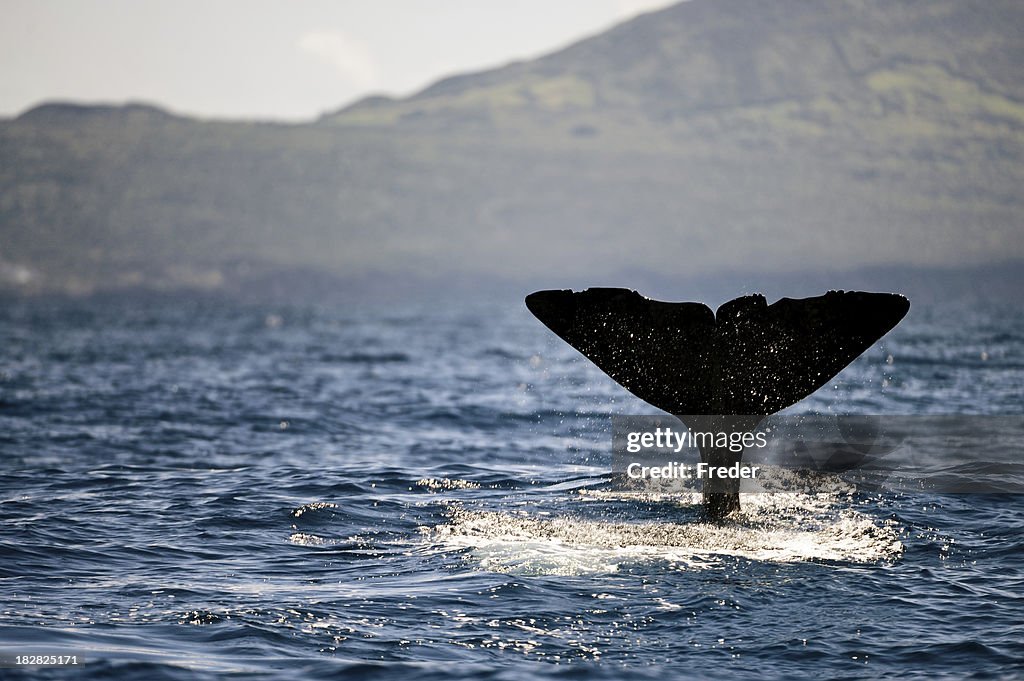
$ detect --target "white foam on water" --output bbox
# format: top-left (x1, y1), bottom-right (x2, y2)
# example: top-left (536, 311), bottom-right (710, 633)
top-left (427, 470), bottom-right (904, 575)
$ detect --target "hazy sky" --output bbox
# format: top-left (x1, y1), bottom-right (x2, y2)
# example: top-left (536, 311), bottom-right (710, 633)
top-left (1, 0), bottom-right (677, 121)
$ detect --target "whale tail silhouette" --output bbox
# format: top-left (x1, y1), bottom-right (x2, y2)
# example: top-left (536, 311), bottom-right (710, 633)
top-left (526, 288), bottom-right (910, 517)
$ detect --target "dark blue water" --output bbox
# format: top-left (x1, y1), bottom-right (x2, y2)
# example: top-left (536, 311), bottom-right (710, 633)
top-left (1, 296), bottom-right (1022, 679)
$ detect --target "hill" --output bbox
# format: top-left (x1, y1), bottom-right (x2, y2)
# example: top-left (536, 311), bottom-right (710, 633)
top-left (1, 0), bottom-right (1022, 299)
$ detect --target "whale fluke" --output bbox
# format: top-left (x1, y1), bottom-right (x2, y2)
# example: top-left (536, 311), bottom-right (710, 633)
top-left (526, 288), bottom-right (910, 517)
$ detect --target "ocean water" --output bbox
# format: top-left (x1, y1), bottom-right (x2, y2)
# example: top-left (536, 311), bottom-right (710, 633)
top-left (0, 295), bottom-right (1022, 679)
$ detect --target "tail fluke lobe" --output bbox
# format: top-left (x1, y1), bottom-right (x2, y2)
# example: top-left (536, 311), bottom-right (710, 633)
top-left (526, 288), bottom-right (717, 416)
